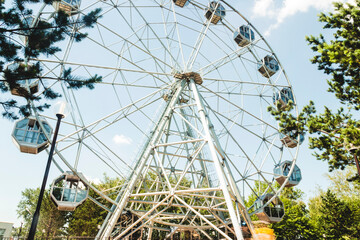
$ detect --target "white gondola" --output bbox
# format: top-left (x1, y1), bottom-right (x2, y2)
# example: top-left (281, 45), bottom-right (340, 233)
top-left (51, 171), bottom-right (89, 211)
top-left (5, 62), bottom-right (39, 97)
top-left (205, 1), bottom-right (226, 24)
top-left (258, 55), bottom-right (279, 78)
top-left (12, 116), bottom-right (52, 154)
top-left (53, 0), bottom-right (81, 15)
top-left (234, 25), bottom-right (255, 47)
top-left (274, 161), bottom-right (302, 187)
top-left (280, 131), bottom-right (304, 148)
top-left (273, 87), bottom-right (294, 109)
top-left (173, 0), bottom-right (189, 7)
top-left (254, 194), bottom-right (284, 223)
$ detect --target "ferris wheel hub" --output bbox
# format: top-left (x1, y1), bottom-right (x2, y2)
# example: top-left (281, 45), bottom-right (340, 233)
top-left (174, 72), bottom-right (203, 85)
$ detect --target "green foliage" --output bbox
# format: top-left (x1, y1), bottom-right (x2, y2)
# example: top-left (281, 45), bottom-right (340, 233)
top-left (303, 0), bottom-right (360, 178)
top-left (309, 190), bottom-right (360, 239)
top-left (307, 169), bottom-right (360, 239)
top-left (269, 0), bottom-right (360, 179)
top-left (17, 187), bottom-right (68, 238)
top-left (271, 188), bottom-right (317, 240)
top-left (326, 166), bottom-right (360, 198)
top-left (0, 0), bottom-right (102, 120)
top-left (268, 170), bottom-right (360, 239)
top-left (246, 180), bottom-right (275, 209)
top-left (67, 198), bottom-right (107, 236)
top-left (67, 174), bottom-right (123, 236)
top-left (268, 100), bottom-right (315, 140)
top-left (16, 174), bottom-right (124, 238)
top-left (306, 107), bottom-right (358, 171)
top-left (306, 0), bottom-right (360, 109)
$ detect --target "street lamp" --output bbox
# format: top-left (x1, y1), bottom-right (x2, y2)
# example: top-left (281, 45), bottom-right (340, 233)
top-left (27, 101), bottom-right (70, 240)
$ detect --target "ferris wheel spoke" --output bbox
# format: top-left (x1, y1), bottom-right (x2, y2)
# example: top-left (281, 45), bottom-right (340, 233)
top-left (94, 20), bottom-right (174, 71)
top-left (169, 2), bottom-right (186, 68)
top-left (34, 58), bottom-right (172, 88)
top-left (263, 139), bottom-right (283, 168)
top-left (80, 140), bottom-right (128, 179)
top-left (169, 32), bottom-right (215, 68)
top-left (202, 96), bottom-right (279, 192)
top-left (85, 127), bottom-right (136, 172)
top-left (199, 44), bottom-right (256, 76)
top-left (49, 21), bottom-right (90, 135)
top-left (200, 85), bottom-right (279, 133)
top-left (203, 77), bottom-right (291, 88)
top-left (186, 18), bottom-right (212, 70)
top-left (159, 2), bottom-right (178, 68)
top-left (123, 2), bottom-right (181, 70)
top-left (83, 35), bottom-right (170, 85)
top-left (56, 88), bottom-right (164, 144)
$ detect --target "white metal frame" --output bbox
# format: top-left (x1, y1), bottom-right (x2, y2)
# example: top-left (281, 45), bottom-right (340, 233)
top-left (22, 0), bottom-right (302, 239)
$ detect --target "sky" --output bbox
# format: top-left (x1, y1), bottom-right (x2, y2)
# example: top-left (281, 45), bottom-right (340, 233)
top-left (0, 0), bottom-right (356, 228)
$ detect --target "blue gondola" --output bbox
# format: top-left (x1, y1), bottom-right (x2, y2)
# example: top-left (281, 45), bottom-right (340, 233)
top-left (173, 0), bottom-right (189, 7)
top-left (280, 131), bottom-right (305, 148)
top-left (258, 55), bottom-right (279, 78)
top-left (254, 194), bottom-right (284, 223)
top-left (53, 0), bottom-right (81, 15)
top-left (274, 161), bottom-right (302, 187)
top-left (205, 1), bottom-right (226, 24)
top-left (234, 25), bottom-right (255, 47)
top-left (5, 62), bottom-right (39, 97)
top-left (51, 171), bottom-right (89, 211)
top-left (12, 116), bottom-right (52, 154)
top-left (273, 87), bottom-right (294, 109)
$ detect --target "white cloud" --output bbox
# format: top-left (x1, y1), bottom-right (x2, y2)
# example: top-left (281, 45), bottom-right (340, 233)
top-left (113, 134), bottom-right (133, 145)
top-left (85, 175), bottom-right (101, 185)
top-left (253, 0), bottom-right (276, 18)
top-left (252, 0), bottom-right (356, 36)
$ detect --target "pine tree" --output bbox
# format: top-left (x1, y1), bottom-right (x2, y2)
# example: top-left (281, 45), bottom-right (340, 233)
top-left (271, 188), bottom-right (317, 240)
top-left (0, 0), bottom-right (102, 120)
top-left (268, 0), bottom-right (360, 180)
top-left (310, 190), bottom-right (358, 239)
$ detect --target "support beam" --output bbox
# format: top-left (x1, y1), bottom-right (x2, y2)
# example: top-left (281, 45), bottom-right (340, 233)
top-left (189, 80), bottom-right (244, 240)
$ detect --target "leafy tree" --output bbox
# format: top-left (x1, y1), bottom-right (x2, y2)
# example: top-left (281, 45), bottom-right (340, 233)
top-left (68, 175), bottom-right (123, 237)
top-left (17, 187), bottom-right (68, 238)
top-left (269, 0), bottom-right (360, 180)
top-left (271, 188), bottom-right (317, 240)
top-left (67, 198), bottom-right (107, 237)
top-left (17, 175), bottom-right (124, 238)
top-left (326, 166), bottom-right (360, 199)
top-left (307, 168), bottom-right (360, 239)
top-left (309, 190), bottom-right (359, 239)
top-left (304, 0), bottom-right (360, 179)
top-left (0, 0), bottom-right (102, 120)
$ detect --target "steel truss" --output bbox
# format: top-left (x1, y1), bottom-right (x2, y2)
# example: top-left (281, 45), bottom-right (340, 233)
top-left (23, 1), bottom-right (300, 239)
top-left (97, 78), bottom-right (257, 240)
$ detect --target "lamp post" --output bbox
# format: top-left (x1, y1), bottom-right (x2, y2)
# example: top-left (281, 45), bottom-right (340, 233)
top-left (353, 154), bottom-right (360, 177)
top-left (27, 102), bottom-right (69, 240)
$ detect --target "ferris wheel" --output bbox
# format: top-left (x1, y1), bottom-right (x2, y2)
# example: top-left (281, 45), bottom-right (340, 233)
top-left (10, 0), bottom-right (304, 239)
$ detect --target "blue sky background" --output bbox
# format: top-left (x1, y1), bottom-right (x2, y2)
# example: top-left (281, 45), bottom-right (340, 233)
top-left (0, 0), bottom-right (355, 227)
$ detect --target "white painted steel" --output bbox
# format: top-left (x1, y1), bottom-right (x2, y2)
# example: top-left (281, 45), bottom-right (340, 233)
top-left (24, 0), bottom-right (301, 239)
